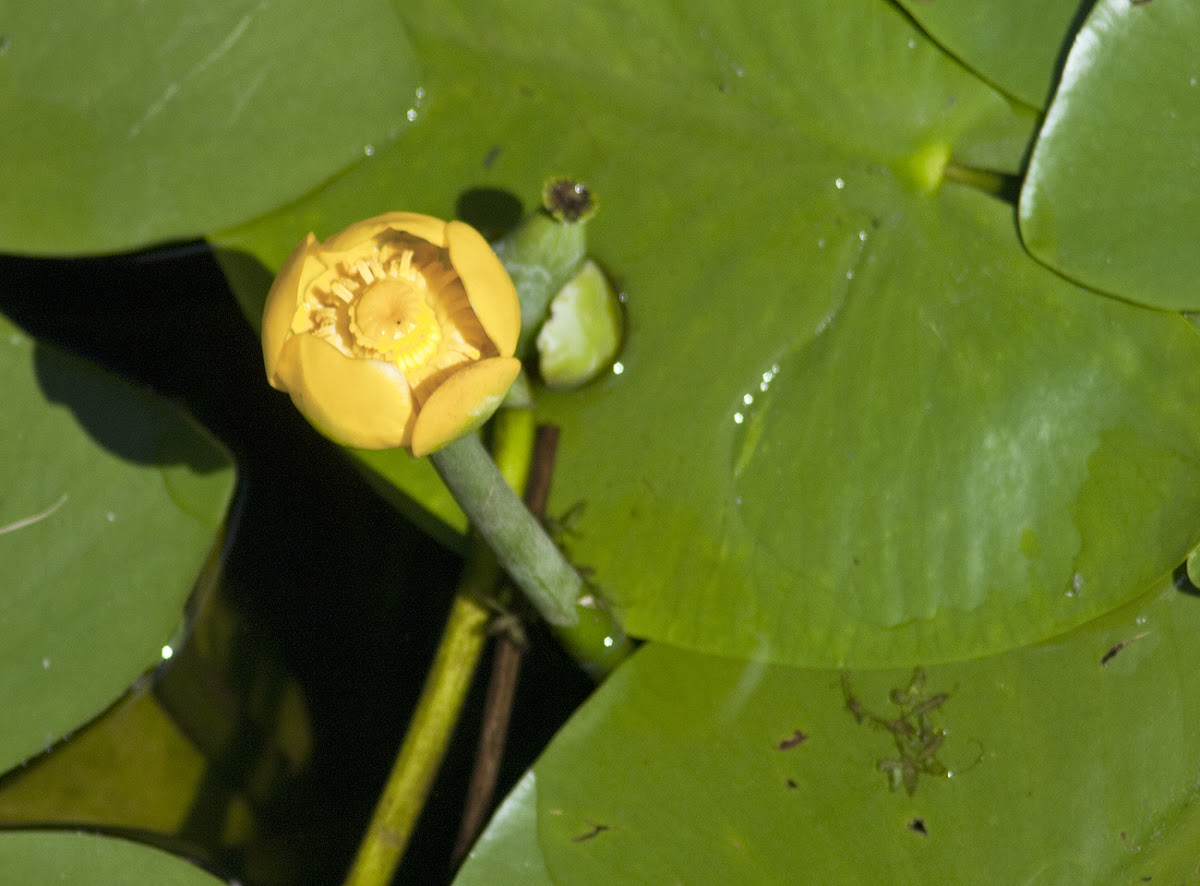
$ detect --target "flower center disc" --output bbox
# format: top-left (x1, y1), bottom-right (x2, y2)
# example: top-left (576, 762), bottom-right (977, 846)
top-left (350, 279), bottom-right (441, 370)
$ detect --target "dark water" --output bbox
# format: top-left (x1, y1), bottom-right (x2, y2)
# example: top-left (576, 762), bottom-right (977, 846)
top-left (0, 243), bottom-right (595, 885)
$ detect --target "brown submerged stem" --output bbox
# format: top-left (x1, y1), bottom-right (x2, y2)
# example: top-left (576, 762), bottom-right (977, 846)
top-left (451, 424), bottom-right (561, 867)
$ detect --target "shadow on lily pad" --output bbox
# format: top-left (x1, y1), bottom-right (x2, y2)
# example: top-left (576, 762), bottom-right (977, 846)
top-left (34, 340), bottom-right (227, 475)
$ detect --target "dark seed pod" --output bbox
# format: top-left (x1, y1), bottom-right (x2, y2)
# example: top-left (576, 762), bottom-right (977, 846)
top-left (542, 178), bottom-right (596, 224)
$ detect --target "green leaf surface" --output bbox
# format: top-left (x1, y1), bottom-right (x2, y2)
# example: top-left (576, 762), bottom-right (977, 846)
top-left (215, 0), bottom-right (1200, 667)
top-left (0, 0), bottom-right (419, 255)
top-left (0, 831), bottom-right (224, 884)
top-left (895, 0), bottom-right (1088, 108)
top-left (0, 312), bottom-right (234, 772)
top-left (1019, 0), bottom-right (1200, 310)
top-left (550, 179), bottom-right (1200, 668)
top-left (459, 581), bottom-right (1200, 884)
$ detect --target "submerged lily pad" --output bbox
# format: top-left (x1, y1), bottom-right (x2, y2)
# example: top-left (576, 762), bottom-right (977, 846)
top-left (0, 831), bottom-right (223, 884)
top-left (458, 579), bottom-right (1200, 883)
top-left (216, 0), bottom-right (1200, 667)
top-left (0, 0), bottom-right (419, 254)
top-left (0, 312), bottom-right (234, 772)
top-left (1020, 0), bottom-right (1200, 310)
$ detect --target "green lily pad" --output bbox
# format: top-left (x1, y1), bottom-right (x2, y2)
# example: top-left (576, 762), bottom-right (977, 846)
top-left (895, 0), bottom-right (1088, 108)
top-left (1019, 0), bottom-right (1200, 310)
top-left (0, 831), bottom-right (224, 884)
top-left (551, 180), bottom-right (1200, 667)
top-left (215, 0), bottom-right (1200, 667)
top-left (455, 773), bottom-right (555, 886)
top-left (458, 580), bottom-right (1200, 883)
top-left (0, 312), bottom-right (234, 772)
top-left (0, 0), bottom-right (419, 255)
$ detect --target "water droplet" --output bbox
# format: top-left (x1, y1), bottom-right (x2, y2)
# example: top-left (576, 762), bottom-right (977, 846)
top-left (602, 636), bottom-right (614, 648)
top-left (816, 238), bottom-right (826, 249)
top-left (363, 144), bottom-right (375, 157)
top-left (834, 177), bottom-right (845, 189)
top-left (611, 361), bottom-right (625, 375)
top-left (404, 87), bottom-right (427, 124)
top-left (1190, 76), bottom-right (1198, 87)
top-left (732, 362), bottom-right (783, 482)
top-left (161, 645), bottom-right (174, 660)
top-left (106, 512), bottom-right (116, 522)
top-left (907, 39), bottom-right (916, 49)
top-left (42, 657), bottom-right (50, 670)
top-left (858, 230), bottom-right (867, 242)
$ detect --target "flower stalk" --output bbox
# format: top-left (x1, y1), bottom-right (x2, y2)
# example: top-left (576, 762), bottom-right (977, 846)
top-left (431, 433), bottom-right (583, 627)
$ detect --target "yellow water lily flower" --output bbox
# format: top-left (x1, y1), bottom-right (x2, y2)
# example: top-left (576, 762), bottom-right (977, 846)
top-left (262, 213), bottom-right (521, 456)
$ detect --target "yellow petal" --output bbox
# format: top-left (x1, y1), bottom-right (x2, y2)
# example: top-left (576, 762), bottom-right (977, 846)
top-left (262, 233), bottom-right (322, 384)
top-left (410, 357), bottom-right (521, 456)
top-left (446, 221), bottom-right (520, 357)
top-left (323, 212), bottom-right (449, 253)
top-left (275, 334), bottom-right (416, 449)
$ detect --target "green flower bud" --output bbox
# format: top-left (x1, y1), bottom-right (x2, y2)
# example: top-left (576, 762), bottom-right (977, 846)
top-left (536, 259), bottom-right (624, 390)
top-left (491, 178), bottom-right (595, 357)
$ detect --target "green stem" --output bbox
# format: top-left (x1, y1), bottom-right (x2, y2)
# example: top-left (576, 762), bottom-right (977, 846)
top-left (942, 163), bottom-right (1019, 199)
top-left (552, 598), bottom-right (633, 679)
top-left (431, 434), bottom-right (583, 626)
top-left (342, 543), bottom-right (495, 886)
top-left (343, 411), bottom-right (536, 886)
top-left (516, 423), bottom-right (633, 678)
